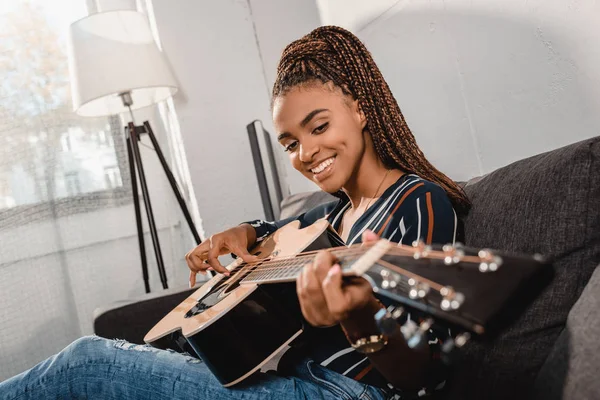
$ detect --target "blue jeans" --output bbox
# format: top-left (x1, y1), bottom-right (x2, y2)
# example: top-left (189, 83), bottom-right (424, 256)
top-left (0, 336), bottom-right (388, 399)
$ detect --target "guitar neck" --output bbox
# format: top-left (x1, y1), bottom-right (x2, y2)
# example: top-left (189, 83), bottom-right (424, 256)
top-left (239, 248), bottom-right (364, 285)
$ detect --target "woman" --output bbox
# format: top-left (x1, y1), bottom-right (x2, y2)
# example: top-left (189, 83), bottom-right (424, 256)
top-left (0, 26), bottom-right (469, 399)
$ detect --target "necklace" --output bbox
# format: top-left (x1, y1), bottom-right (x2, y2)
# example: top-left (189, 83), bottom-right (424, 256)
top-left (363, 169), bottom-right (391, 212)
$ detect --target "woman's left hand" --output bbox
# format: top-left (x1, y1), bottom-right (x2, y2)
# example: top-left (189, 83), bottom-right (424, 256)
top-left (296, 230), bottom-right (381, 327)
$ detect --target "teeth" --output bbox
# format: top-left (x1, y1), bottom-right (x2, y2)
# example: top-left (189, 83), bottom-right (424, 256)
top-left (311, 157), bottom-right (334, 174)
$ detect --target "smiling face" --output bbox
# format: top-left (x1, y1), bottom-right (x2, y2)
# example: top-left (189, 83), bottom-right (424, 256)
top-left (273, 82), bottom-right (377, 193)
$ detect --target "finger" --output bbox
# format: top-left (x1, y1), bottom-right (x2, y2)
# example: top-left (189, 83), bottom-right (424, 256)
top-left (206, 253), bottom-right (229, 275)
top-left (300, 264), bottom-right (333, 326)
top-left (231, 245), bottom-right (260, 264)
top-left (186, 244), bottom-right (209, 274)
top-left (190, 254), bottom-right (208, 275)
top-left (321, 263), bottom-right (351, 320)
top-left (206, 238), bottom-right (230, 275)
top-left (303, 263), bottom-right (322, 295)
top-left (296, 265), bottom-right (305, 295)
top-left (185, 251), bottom-right (205, 276)
top-left (189, 270), bottom-right (197, 288)
top-left (312, 250), bottom-right (337, 282)
top-left (296, 267), bottom-right (318, 325)
top-left (187, 241), bottom-right (210, 264)
top-left (361, 229), bottom-right (380, 245)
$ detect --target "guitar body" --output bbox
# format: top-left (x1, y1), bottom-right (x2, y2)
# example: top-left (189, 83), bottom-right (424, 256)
top-left (144, 220), bottom-right (339, 387)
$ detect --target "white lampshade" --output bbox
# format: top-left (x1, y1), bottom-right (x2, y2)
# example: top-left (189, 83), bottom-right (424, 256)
top-left (68, 10), bottom-right (178, 117)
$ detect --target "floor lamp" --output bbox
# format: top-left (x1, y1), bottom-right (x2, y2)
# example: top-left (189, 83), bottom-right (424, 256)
top-left (67, 10), bottom-right (201, 293)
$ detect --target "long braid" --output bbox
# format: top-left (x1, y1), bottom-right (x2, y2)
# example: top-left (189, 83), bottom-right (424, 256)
top-left (273, 26), bottom-right (471, 215)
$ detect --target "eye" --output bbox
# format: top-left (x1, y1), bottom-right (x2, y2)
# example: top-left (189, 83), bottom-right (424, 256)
top-left (284, 141), bottom-right (298, 152)
top-left (312, 122), bottom-right (329, 135)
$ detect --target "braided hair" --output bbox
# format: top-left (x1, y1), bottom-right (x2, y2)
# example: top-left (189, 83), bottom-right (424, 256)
top-left (273, 26), bottom-right (471, 215)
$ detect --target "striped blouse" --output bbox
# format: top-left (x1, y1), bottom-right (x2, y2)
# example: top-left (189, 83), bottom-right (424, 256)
top-left (246, 174), bottom-right (459, 397)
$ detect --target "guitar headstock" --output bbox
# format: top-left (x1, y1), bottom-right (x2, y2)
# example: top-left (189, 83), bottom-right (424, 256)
top-left (345, 239), bottom-right (550, 336)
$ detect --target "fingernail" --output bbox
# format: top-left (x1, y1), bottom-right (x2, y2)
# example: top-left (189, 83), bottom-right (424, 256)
top-left (329, 264), bottom-right (341, 275)
top-left (189, 281), bottom-right (193, 288)
top-left (224, 272), bottom-right (230, 277)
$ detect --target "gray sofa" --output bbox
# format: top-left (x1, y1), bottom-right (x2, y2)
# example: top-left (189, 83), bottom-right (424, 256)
top-left (94, 136), bottom-right (600, 400)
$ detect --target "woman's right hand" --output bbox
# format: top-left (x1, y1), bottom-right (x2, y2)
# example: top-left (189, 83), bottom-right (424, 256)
top-left (186, 224), bottom-right (260, 287)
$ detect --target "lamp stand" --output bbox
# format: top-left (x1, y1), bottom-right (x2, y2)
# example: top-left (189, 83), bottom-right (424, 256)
top-left (121, 93), bottom-right (202, 293)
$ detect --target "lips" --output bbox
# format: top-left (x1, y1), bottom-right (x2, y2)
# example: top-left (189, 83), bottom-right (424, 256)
top-left (309, 156), bottom-right (336, 182)
top-left (310, 157), bottom-right (335, 174)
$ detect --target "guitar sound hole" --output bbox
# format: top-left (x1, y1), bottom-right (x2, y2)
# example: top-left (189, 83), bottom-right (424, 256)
top-left (184, 260), bottom-right (261, 318)
top-left (184, 282), bottom-right (227, 318)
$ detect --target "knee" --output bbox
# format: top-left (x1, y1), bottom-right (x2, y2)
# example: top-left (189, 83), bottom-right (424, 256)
top-left (63, 335), bottom-right (110, 359)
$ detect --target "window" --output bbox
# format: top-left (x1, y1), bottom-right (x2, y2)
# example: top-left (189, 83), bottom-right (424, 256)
top-left (0, 0), bottom-right (131, 223)
top-left (64, 172), bottom-right (81, 196)
top-left (104, 166), bottom-right (123, 189)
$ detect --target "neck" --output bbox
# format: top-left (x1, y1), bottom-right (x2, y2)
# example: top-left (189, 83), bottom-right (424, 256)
top-left (240, 245), bottom-right (368, 285)
top-left (342, 160), bottom-right (403, 209)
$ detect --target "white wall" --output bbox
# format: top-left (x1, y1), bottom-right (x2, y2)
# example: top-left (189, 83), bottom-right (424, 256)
top-left (151, 0), bottom-right (275, 233)
top-left (316, 0), bottom-right (600, 180)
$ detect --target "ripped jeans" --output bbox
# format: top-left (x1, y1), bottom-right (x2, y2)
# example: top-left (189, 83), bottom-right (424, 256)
top-left (0, 336), bottom-right (387, 399)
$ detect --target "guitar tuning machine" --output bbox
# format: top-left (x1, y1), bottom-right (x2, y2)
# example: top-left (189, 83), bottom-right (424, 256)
top-left (411, 240), bottom-right (432, 259)
top-left (408, 278), bottom-right (430, 299)
top-left (478, 249), bottom-right (503, 272)
top-left (441, 332), bottom-right (471, 365)
top-left (454, 332), bottom-right (471, 347)
top-left (380, 269), bottom-right (400, 289)
top-left (406, 318), bottom-right (434, 349)
top-left (442, 244), bottom-right (465, 265)
top-left (374, 306), bottom-right (405, 336)
top-left (440, 286), bottom-right (465, 311)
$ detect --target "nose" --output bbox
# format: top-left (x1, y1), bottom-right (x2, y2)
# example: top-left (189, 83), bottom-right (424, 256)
top-left (298, 139), bottom-right (319, 164)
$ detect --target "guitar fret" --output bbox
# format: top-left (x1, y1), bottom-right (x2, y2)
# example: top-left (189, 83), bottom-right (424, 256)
top-left (242, 251), bottom-right (361, 284)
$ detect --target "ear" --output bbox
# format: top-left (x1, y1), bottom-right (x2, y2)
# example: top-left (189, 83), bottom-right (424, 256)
top-left (353, 99), bottom-right (367, 129)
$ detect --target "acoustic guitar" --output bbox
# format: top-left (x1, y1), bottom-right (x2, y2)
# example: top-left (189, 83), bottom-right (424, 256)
top-left (145, 219), bottom-right (549, 387)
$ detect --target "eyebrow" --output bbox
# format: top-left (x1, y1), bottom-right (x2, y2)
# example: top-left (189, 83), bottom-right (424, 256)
top-left (277, 108), bottom-right (329, 141)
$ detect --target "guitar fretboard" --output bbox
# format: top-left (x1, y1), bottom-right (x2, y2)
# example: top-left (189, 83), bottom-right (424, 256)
top-left (240, 249), bottom-right (362, 285)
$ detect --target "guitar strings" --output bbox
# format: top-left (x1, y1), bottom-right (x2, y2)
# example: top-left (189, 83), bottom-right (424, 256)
top-left (217, 243), bottom-right (483, 277)
top-left (228, 247), bottom-right (481, 275)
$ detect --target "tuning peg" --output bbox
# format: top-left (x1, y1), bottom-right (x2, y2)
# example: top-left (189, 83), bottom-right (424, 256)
top-left (406, 318), bottom-right (434, 349)
top-left (408, 278), bottom-right (430, 299)
top-left (440, 286), bottom-right (465, 311)
top-left (400, 318), bottom-right (418, 340)
top-left (411, 240), bottom-right (432, 259)
top-left (441, 332), bottom-right (471, 365)
top-left (379, 269), bottom-right (400, 289)
top-left (478, 249), bottom-right (503, 272)
top-left (374, 306), bottom-right (405, 336)
top-left (412, 240), bottom-right (425, 249)
top-left (442, 244), bottom-right (465, 265)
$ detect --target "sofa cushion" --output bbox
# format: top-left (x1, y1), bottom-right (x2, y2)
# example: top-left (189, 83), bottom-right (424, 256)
top-left (446, 136), bottom-right (600, 399)
top-left (279, 190), bottom-right (336, 219)
top-left (533, 265), bottom-right (600, 400)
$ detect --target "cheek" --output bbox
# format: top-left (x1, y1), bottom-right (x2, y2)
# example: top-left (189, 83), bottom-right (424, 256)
top-left (289, 153), bottom-right (304, 172)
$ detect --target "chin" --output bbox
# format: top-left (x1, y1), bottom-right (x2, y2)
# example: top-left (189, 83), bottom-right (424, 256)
top-left (313, 176), bottom-right (345, 194)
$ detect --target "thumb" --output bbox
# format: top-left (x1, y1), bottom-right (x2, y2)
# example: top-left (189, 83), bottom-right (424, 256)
top-left (361, 229), bottom-right (379, 244)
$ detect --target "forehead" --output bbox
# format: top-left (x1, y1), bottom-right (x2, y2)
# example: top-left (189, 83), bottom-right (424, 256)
top-left (272, 84), bottom-right (348, 129)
